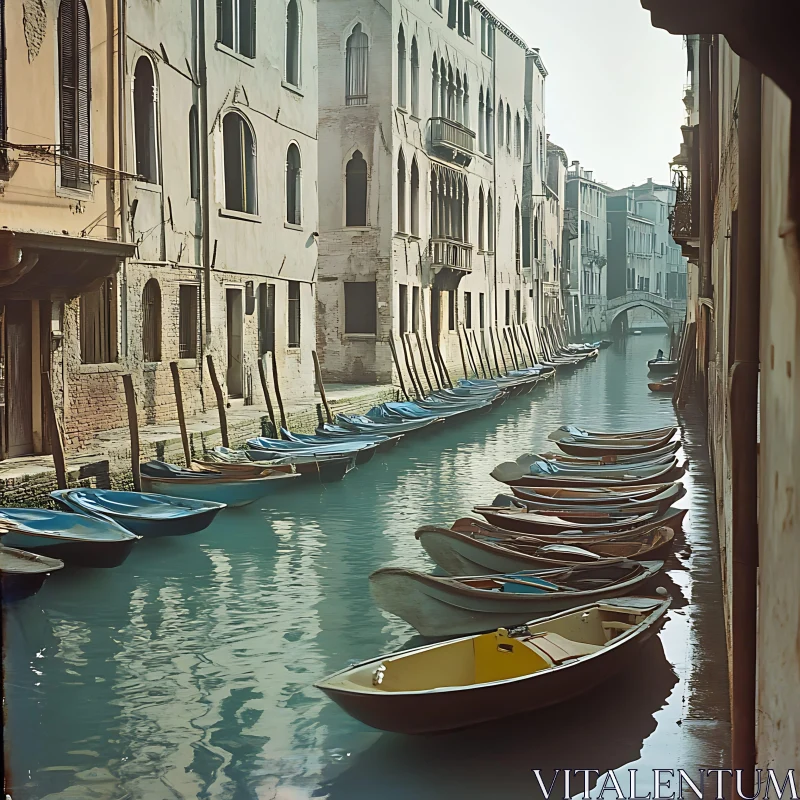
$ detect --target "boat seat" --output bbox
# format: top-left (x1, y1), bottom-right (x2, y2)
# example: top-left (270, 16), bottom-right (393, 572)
top-left (601, 621), bottom-right (635, 642)
top-left (522, 633), bottom-right (604, 664)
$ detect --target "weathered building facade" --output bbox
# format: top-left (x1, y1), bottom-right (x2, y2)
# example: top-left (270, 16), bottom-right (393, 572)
top-left (645, 0), bottom-right (800, 776)
top-left (316, 0), bottom-right (536, 383)
top-left (543, 139), bottom-right (568, 327)
top-left (564, 162), bottom-right (609, 336)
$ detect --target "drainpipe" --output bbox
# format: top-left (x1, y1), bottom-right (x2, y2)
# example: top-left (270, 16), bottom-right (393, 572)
top-left (729, 58), bottom-right (761, 788)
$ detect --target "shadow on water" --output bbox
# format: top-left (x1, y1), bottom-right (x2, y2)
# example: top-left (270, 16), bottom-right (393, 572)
top-left (316, 635), bottom-right (678, 800)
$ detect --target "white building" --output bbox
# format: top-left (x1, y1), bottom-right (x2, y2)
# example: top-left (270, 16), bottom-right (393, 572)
top-left (543, 138), bottom-right (569, 327)
top-left (316, 0), bottom-right (535, 383)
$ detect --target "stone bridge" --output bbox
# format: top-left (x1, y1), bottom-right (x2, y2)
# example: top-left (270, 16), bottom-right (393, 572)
top-left (606, 290), bottom-right (687, 329)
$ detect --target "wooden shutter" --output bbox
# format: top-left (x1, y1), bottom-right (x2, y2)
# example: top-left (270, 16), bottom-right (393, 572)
top-left (0, 0), bottom-right (6, 144)
top-left (76, 0), bottom-right (90, 188)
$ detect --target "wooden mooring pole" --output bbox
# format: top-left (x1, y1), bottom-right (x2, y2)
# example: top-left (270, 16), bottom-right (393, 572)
top-left (121, 374), bottom-right (141, 491)
top-left (387, 334), bottom-right (411, 401)
top-left (205, 354), bottom-right (229, 448)
top-left (312, 350), bottom-right (334, 424)
top-left (169, 361), bottom-right (192, 467)
top-left (257, 354), bottom-right (278, 437)
top-left (45, 372), bottom-right (68, 490)
top-left (269, 352), bottom-right (289, 436)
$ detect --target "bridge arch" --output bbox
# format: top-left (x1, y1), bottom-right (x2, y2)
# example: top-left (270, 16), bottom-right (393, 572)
top-left (605, 291), bottom-right (685, 331)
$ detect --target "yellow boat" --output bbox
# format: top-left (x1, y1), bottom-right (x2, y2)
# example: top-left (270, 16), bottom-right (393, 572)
top-left (315, 597), bottom-right (670, 734)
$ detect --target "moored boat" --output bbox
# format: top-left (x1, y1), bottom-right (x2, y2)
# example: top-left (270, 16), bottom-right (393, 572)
top-left (491, 458), bottom-right (685, 488)
top-left (647, 358), bottom-right (679, 375)
top-left (506, 482), bottom-right (679, 506)
top-left (548, 425), bottom-right (678, 443)
top-left (473, 504), bottom-right (661, 535)
top-left (0, 546), bottom-right (65, 602)
top-left (315, 597), bottom-right (670, 734)
top-left (0, 508), bottom-right (139, 568)
top-left (649, 379), bottom-right (677, 393)
top-left (369, 561), bottom-right (664, 638)
top-left (206, 446), bottom-right (356, 483)
top-left (51, 488), bottom-right (226, 537)
top-left (555, 437), bottom-right (679, 458)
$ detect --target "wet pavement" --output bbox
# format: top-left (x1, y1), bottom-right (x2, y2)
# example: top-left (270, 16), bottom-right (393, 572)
top-left (3, 332), bottom-right (730, 799)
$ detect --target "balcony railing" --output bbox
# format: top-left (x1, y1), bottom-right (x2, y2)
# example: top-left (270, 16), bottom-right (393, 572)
top-left (430, 237), bottom-right (473, 272)
top-left (429, 117), bottom-right (475, 166)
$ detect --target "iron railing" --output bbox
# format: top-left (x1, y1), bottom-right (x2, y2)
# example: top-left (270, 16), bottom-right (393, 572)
top-left (429, 117), bottom-right (475, 154)
top-left (429, 237), bottom-right (473, 272)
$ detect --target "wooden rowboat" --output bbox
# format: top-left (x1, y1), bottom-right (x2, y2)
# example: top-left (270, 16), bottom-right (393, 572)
top-left (647, 358), bottom-right (679, 375)
top-left (415, 525), bottom-right (675, 576)
top-left (369, 561), bottom-right (664, 638)
top-left (473, 505), bottom-right (661, 535)
top-left (0, 546), bottom-right (65, 602)
top-left (506, 483), bottom-right (679, 505)
top-left (548, 425), bottom-right (678, 443)
top-left (540, 443), bottom-right (681, 465)
top-left (649, 380), bottom-right (676, 393)
top-left (315, 597), bottom-right (670, 733)
top-left (555, 433), bottom-right (678, 457)
top-left (492, 459), bottom-right (685, 488)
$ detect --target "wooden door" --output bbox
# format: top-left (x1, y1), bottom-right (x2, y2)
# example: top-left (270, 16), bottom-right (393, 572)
top-left (5, 301), bottom-right (34, 457)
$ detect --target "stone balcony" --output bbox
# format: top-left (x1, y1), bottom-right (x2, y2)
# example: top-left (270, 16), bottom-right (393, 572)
top-left (428, 117), bottom-right (475, 166)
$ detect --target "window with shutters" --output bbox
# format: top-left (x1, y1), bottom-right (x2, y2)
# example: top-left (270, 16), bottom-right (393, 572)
top-left (286, 143), bottom-right (301, 225)
top-left (345, 23), bottom-right (368, 106)
top-left (287, 280), bottom-right (301, 347)
top-left (133, 57), bottom-right (159, 183)
top-left (80, 278), bottom-right (116, 364)
top-left (217, 0), bottom-right (256, 58)
top-left (142, 279), bottom-right (162, 362)
top-left (179, 284), bottom-right (199, 359)
top-left (344, 282), bottom-right (376, 335)
top-left (222, 111), bottom-right (257, 214)
top-left (285, 0), bottom-right (301, 87)
top-left (410, 157), bottom-right (420, 237)
top-left (58, 0), bottom-right (92, 190)
top-left (258, 282), bottom-right (275, 354)
top-left (345, 150), bottom-right (367, 226)
top-left (410, 37), bottom-right (419, 117)
top-left (189, 106), bottom-right (200, 199)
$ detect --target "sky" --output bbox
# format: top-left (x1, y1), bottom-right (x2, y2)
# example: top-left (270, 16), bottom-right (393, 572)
top-left (487, 0), bottom-right (687, 190)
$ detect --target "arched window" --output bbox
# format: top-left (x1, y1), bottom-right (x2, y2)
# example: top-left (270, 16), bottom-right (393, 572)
top-left (505, 105), bottom-right (511, 152)
top-left (396, 25), bottom-right (406, 108)
top-left (189, 105), bottom-right (200, 199)
top-left (524, 117), bottom-right (531, 162)
top-left (410, 157), bottom-right (420, 237)
top-left (478, 88), bottom-right (485, 153)
top-left (462, 75), bottom-right (469, 129)
top-left (515, 203), bottom-right (521, 269)
top-left (485, 90), bottom-right (493, 156)
top-left (497, 99), bottom-right (504, 148)
top-left (397, 149), bottom-right (406, 233)
top-left (345, 23), bottom-right (368, 106)
top-left (446, 65), bottom-right (454, 120)
top-left (217, 0), bottom-right (255, 58)
top-left (285, 0), bottom-right (301, 87)
top-left (345, 150), bottom-right (367, 226)
top-left (286, 143), bottom-right (301, 225)
top-left (142, 279), bottom-right (162, 362)
top-left (431, 57), bottom-right (439, 117)
top-left (455, 72), bottom-right (462, 124)
top-left (440, 59), bottom-right (447, 118)
top-left (133, 57), bottom-right (158, 183)
top-left (222, 111), bottom-right (257, 214)
top-left (515, 112), bottom-right (521, 158)
top-left (487, 190), bottom-right (494, 251)
top-left (478, 186), bottom-right (485, 251)
top-left (58, 0), bottom-right (91, 189)
top-left (462, 180), bottom-right (469, 243)
top-left (410, 37), bottom-right (419, 116)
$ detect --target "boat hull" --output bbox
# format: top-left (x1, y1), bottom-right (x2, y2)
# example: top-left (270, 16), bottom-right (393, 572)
top-left (2, 570), bottom-right (51, 602)
top-left (0, 531), bottom-right (137, 568)
top-left (140, 473), bottom-right (299, 507)
top-left (369, 562), bottom-right (663, 638)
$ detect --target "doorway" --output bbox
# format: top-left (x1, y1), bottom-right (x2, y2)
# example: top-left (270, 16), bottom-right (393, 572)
top-left (3, 301), bottom-right (34, 458)
top-left (226, 288), bottom-right (244, 398)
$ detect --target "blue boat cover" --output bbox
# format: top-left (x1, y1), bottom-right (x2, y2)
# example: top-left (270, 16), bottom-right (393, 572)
top-left (0, 508), bottom-right (136, 542)
top-left (54, 488), bottom-right (225, 519)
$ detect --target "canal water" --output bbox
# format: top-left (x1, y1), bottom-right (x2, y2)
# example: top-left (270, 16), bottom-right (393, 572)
top-left (3, 331), bottom-right (729, 800)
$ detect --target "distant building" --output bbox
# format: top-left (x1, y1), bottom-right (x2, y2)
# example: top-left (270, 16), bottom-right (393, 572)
top-left (543, 139), bottom-right (569, 326)
top-left (565, 162), bottom-right (610, 336)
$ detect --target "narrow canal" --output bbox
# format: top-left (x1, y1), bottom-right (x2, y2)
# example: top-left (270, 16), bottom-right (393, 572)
top-left (3, 332), bottom-right (729, 800)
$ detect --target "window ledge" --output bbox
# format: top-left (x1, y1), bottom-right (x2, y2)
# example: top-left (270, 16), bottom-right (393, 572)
top-left (286, 346), bottom-right (302, 353)
top-left (143, 361), bottom-right (161, 372)
top-left (282, 81), bottom-right (304, 97)
top-left (397, 106), bottom-right (407, 114)
top-left (56, 184), bottom-right (93, 202)
top-left (177, 358), bottom-right (198, 369)
top-left (480, 153), bottom-right (493, 163)
top-left (342, 226), bottom-right (372, 232)
top-left (284, 221), bottom-right (303, 231)
top-left (79, 363), bottom-right (122, 374)
top-left (409, 114), bottom-right (421, 123)
top-left (215, 41), bottom-right (256, 67)
top-left (408, 234), bottom-right (422, 242)
top-left (133, 180), bottom-right (162, 193)
top-left (219, 208), bottom-right (261, 223)
top-left (395, 231), bottom-right (410, 240)
top-left (343, 333), bottom-right (377, 340)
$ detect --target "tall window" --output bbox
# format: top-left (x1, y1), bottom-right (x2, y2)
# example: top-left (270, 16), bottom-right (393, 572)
top-left (286, 143), bottom-right (301, 225)
top-left (478, 187), bottom-right (485, 251)
top-left (345, 150), bottom-right (367, 226)
top-left (288, 280), bottom-right (301, 347)
top-left (58, 0), bottom-right (91, 189)
top-left (399, 284), bottom-right (408, 333)
top-left (189, 105), bottom-right (200, 199)
top-left (505, 105), bottom-right (511, 152)
top-left (80, 278), bottom-right (115, 364)
top-left (477, 88), bottom-right (485, 152)
top-left (258, 283), bottom-right (275, 355)
top-left (431, 57), bottom-right (439, 117)
top-left (462, 75), bottom-right (469, 128)
top-left (285, 0), bottom-right (301, 86)
top-left (397, 149), bottom-right (406, 232)
top-left (497, 99), bottom-right (504, 148)
top-left (222, 111), bottom-right (257, 213)
top-left (179, 284), bottom-right (199, 359)
top-left (464, 291), bottom-right (472, 328)
top-left (504, 289), bottom-right (510, 326)
top-left (217, 0), bottom-right (255, 58)
top-left (412, 286), bottom-right (420, 332)
top-left (344, 282), bottom-right (377, 334)
top-left (410, 157), bottom-right (420, 237)
top-left (479, 292), bottom-right (485, 328)
top-left (515, 289), bottom-right (522, 323)
top-left (514, 112), bottom-right (521, 158)
top-left (396, 25), bottom-right (407, 108)
top-left (515, 204), bottom-right (521, 270)
top-left (462, 181), bottom-right (469, 243)
top-left (142, 279), bottom-right (162, 362)
top-left (485, 90), bottom-right (493, 156)
top-left (524, 118), bottom-right (531, 162)
top-left (487, 190), bottom-right (494, 251)
top-left (410, 37), bottom-right (419, 116)
top-left (345, 23), bottom-right (368, 105)
top-left (447, 290), bottom-right (456, 331)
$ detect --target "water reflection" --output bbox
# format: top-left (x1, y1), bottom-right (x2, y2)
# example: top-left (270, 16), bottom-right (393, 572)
top-left (3, 332), bottom-right (729, 800)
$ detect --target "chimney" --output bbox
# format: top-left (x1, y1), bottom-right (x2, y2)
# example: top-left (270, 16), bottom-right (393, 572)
top-left (585, 170), bottom-right (593, 181)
